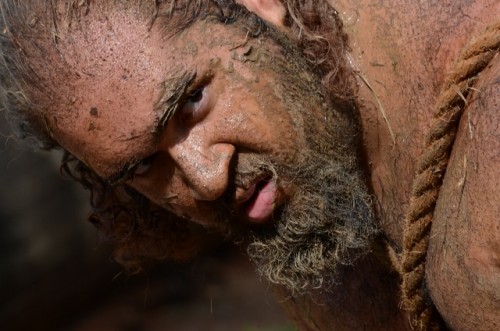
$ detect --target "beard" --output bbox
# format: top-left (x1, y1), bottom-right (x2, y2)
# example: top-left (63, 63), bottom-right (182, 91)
top-left (224, 145), bottom-right (377, 294)
top-left (210, 25), bottom-right (378, 294)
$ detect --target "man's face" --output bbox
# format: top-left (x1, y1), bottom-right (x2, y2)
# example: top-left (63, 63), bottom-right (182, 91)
top-left (53, 14), bottom-right (308, 226)
top-left (48, 11), bottom-right (375, 291)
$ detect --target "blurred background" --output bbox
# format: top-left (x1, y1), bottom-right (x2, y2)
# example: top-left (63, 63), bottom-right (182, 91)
top-left (0, 116), bottom-right (292, 331)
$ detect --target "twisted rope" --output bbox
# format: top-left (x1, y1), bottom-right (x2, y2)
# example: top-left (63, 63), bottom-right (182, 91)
top-left (401, 21), bottom-right (500, 330)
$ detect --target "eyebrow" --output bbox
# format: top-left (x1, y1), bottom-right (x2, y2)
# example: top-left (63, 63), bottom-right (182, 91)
top-left (152, 70), bottom-right (197, 136)
top-left (104, 70), bottom-right (197, 186)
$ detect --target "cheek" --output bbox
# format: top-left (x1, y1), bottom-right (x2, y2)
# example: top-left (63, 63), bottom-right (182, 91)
top-left (127, 155), bottom-right (204, 215)
top-left (247, 90), bottom-right (305, 156)
top-left (216, 70), bottom-right (305, 152)
top-left (127, 156), bottom-right (176, 204)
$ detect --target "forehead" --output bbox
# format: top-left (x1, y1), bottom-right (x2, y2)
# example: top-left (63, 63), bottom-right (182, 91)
top-left (47, 11), bottom-right (245, 177)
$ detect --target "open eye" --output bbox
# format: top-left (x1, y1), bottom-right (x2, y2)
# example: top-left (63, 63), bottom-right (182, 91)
top-left (134, 154), bottom-right (156, 176)
top-left (178, 86), bottom-right (207, 124)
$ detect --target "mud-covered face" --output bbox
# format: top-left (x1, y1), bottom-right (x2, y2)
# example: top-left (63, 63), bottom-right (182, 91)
top-left (51, 15), bottom-right (310, 227)
top-left (49, 13), bottom-right (376, 291)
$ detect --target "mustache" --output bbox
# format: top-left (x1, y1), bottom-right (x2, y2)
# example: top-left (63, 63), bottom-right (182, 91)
top-left (232, 153), bottom-right (277, 186)
top-left (223, 153), bottom-right (278, 201)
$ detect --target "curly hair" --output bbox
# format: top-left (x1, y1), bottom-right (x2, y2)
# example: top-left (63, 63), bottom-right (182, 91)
top-left (0, 0), bottom-right (354, 272)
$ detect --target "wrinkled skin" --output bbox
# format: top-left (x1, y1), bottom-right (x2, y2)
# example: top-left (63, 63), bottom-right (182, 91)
top-left (16, 0), bottom-right (500, 330)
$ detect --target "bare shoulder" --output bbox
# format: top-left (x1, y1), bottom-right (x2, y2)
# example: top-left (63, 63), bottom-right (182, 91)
top-left (426, 52), bottom-right (499, 330)
top-left (340, 0), bottom-right (499, 247)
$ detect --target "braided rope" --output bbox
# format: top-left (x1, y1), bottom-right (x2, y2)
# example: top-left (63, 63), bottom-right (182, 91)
top-left (401, 21), bottom-right (500, 330)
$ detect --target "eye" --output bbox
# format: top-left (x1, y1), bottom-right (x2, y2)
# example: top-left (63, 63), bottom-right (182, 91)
top-left (178, 86), bottom-right (207, 124)
top-left (134, 154), bottom-right (156, 176)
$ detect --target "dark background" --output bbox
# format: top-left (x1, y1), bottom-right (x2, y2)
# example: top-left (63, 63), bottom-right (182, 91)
top-left (0, 116), bottom-right (292, 331)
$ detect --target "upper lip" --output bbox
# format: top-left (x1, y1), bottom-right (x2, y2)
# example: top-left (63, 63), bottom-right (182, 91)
top-left (234, 175), bottom-right (269, 205)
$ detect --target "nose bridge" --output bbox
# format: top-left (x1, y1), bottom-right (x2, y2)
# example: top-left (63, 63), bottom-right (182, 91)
top-left (169, 131), bottom-right (234, 201)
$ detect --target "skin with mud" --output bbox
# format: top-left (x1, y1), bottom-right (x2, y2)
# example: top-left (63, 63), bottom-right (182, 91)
top-left (0, 0), bottom-right (498, 330)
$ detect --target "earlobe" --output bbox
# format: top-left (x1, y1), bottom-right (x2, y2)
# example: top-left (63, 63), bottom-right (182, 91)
top-left (236, 0), bottom-right (286, 29)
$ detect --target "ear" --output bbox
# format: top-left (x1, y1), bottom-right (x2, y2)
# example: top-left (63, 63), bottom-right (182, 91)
top-left (236, 0), bottom-right (286, 29)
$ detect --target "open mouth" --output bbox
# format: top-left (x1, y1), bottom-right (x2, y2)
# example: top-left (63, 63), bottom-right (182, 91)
top-left (243, 177), bottom-right (277, 223)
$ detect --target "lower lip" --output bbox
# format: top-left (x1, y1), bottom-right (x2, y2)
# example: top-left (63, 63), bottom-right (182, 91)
top-left (245, 180), bottom-right (277, 223)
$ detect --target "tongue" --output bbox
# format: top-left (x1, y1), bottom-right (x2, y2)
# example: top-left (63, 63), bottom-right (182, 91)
top-left (246, 180), bottom-right (276, 223)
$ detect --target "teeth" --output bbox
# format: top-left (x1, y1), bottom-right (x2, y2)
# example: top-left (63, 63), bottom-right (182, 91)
top-left (236, 176), bottom-right (271, 205)
top-left (234, 182), bottom-right (255, 204)
top-left (245, 184), bottom-right (257, 202)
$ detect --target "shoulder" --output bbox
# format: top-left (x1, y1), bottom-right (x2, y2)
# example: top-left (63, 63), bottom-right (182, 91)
top-left (347, 0), bottom-right (499, 247)
top-left (426, 44), bottom-right (499, 330)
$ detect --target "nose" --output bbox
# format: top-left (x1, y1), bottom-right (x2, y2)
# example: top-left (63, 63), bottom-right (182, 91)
top-left (168, 135), bottom-right (235, 201)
